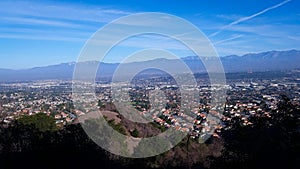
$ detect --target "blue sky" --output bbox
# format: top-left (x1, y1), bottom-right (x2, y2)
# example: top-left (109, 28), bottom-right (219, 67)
top-left (0, 0), bottom-right (299, 69)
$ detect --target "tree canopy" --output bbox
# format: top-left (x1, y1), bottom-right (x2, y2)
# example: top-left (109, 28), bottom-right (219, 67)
top-left (17, 113), bottom-right (57, 132)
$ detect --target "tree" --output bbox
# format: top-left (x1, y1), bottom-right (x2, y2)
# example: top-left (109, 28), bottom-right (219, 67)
top-left (17, 113), bottom-right (57, 132)
top-left (131, 128), bottom-right (139, 137)
top-left (211, 95), bottom-right (300, 169)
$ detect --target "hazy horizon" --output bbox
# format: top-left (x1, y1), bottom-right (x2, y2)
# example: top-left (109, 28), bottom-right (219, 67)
top-left (0, 49), bottom-right (298, 70)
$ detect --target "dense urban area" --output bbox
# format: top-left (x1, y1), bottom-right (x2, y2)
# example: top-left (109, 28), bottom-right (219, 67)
top-left (0, 70), bottom-right (300, 169)
top-left (1, 71), bottom-right (300, 135)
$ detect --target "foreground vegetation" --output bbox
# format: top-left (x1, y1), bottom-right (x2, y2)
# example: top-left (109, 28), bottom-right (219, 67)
top-left (0, 95), bottom-right (299, 169)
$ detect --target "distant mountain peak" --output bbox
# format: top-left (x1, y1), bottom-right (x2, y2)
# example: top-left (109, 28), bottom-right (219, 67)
top-left (0, 49), bottom-right (299, 81)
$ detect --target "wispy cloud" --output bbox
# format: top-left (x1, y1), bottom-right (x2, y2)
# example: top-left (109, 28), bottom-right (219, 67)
top-left (0, 34), bottom-right (86, 42)
top-left (0, 1), bottom-right (133, 42)
top-left (0, 16), bottom-right (83, 28)
top-left (216, 14), bottom-right (243, 21)
top-left (210, 0), bottom-right (292, 37)
top-left (0, 1), bottom-right (132, 24)
top-left (226, 24), bottom-right (300, 39)
top-left (213, 34), bottom-right (243, 45)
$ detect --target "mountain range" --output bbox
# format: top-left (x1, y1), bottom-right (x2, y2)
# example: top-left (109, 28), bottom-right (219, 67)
top-left (0, 50), bottom-right (299, 81)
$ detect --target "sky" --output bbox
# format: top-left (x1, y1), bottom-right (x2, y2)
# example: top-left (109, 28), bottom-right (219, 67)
top-left (0, 0), bottom-right (299, 69)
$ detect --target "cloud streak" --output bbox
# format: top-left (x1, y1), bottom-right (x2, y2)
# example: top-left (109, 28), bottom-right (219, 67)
top-left (0, 1), bottom-right (132, 24)
top-left (210, 0), bottom-right (292, 37)
top-left (0, 1), bottom-right (133, 42)
top-left (213, 34), bottom-right (243, 45)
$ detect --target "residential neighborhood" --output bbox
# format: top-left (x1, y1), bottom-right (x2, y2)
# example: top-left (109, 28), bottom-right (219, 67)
top-left (1, 71), bottom-right (299, 142)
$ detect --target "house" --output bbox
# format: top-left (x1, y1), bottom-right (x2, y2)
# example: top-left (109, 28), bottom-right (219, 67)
top-left (55, 114), bottom-right (61, 119)
top-left (61, 112), bottom-right (68, 118)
